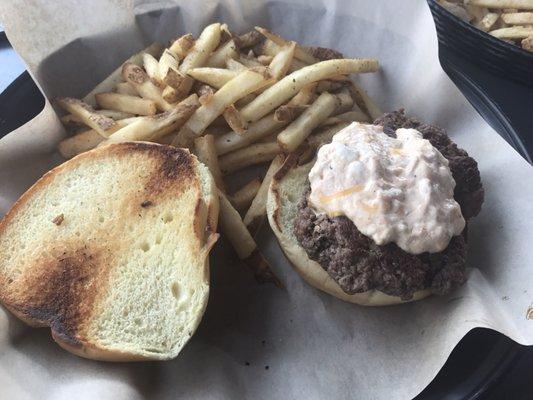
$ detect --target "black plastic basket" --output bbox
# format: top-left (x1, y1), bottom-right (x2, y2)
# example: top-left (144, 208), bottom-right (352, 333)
top-left (428, 0), bottom-right (533, 86)
top-left (428, 0), bottom-right (533, 163)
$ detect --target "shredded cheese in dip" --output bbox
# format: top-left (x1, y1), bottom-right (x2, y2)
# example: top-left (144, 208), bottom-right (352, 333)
top-left (308, 122), bottom-right (465, 254)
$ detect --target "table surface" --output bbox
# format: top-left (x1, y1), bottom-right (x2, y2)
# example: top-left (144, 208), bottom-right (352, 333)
top-left (0, 26), bottom-right (531, 400)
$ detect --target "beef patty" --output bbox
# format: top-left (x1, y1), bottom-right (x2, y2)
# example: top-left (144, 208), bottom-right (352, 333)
top-left (293, 110), bottom-right (484, 300)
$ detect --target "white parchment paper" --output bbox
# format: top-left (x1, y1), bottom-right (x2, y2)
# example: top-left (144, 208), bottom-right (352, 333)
top-left (0, 1), bottom-right (532, 399)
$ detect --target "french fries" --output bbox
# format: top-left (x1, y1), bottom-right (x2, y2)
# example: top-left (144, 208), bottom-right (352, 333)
top-left (178, 23), bottom-right (222, 95)
top-left (207, 40), bottom-right (239, 68)
top-left (105, 94), bottom-right (199, 143)
top-left (438, 0), bottom-right (533, 50)
top-left (194, 135), bottom-right (225, 190)
top-left (214, 114), bottom-right (287, 155)
top-left (122, 62), bottom-right (172, 111)
top-left (243, 155), bottom-right (284, 233)
top-left (173, 69), bottom-right (271, 146)
top-left (95, 92), bottom-right (157, 116)
top-left (58, 129), bottom-right (106, 158)
top-left (229, 178), bottom-right (262, 210)
top-left (57, 23), bottom-right (382, 289)
top-left (240, 58), bottom-right (379, 123)
top-left (169, 34), bottom-right (195, 60)
top-left (57, 98), bottom-right (118, 137)
top-left (82, 43), bottom-right (163, 106)
top-left (219, 142), bottom-right (281, 174)
top-left (187, 67), bottom-right (238, 88)
top-left (218, 190), bottom-right (281, 286)
top-left (223, 104), bottom-right (247, 134)
top-left (255, 26), bottom-right (319, 64)
top-left (277, 91), bottom-right (337, 152)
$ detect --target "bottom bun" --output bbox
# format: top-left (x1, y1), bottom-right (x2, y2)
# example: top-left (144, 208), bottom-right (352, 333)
top-left (266, 160), bottom-right (431, 306)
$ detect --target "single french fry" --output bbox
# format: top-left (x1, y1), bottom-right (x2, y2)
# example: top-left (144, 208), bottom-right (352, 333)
top-left (489, 25), bottom-right (533, 38)
top-left (277, 91), bottom-right (337, 152)
top-left (229, 178), bottom-right (262, 210)
top-left (226, 58), bottom-right (247, 71)
top-left (306, 122), bottom-right (350, 149)
top-left (348, 81), bottom-right (383, 120)
top-left (105, 94), bottom-right (199, 143)
top-left (502, 11), bottom-right (533, 24)
top-left (240, 58), bottom-right (379, 123)
top-left (143, 53), bottom-right (163, 86)
top-left (243, 155), bottom-right (284, 232)
top-left (214, 114), bottom-right (287, 155)
top-left (469, 0), bottom-right (533, 9)
top-left (219, 141), bottom-right (281, 174)
top-left (82, 43), bottom-right (163, 106)
top-left (194, 135), bottom-right (225, 190)
top-left (159, 49), bottom-right (180, 78)
top-left (218, 189), bottom-right (282, 286)
top-left (287, 82), bottom-right (318, 106)
top-left (260, 39), bottom-right (281, 57)
top-left (115, 82), bottom-right (138, 96)
top-left (223, 104), bottom-right (247, 135)
top-left (60, 109), bottom-right (134, 125)
top-left (320, 110), bottom-right (370, 126)
top-left (168, 33), bottom-right (195, 60)
top-left (56, 98), bottom-right (118, 137)
top-left (274, 104), bottom-right (308, 122)
top-left (58, 129), bottom-right (105, 158)
top-left (207, 39), bottom-right (239, 68)
top-left (187, 67), bottom-right (238, 89)
top-left (255, 26), bottom-right (319, 64)
top-left (178, 23), bottom-right (222, 95)
top-left (173, 69), bottom-right (271, 146)
top-left (476, 12), bottom-right (501, 31)
top-left (268, 42), bottom-right (296, 79)
top-left (122, 62), bottom-right (172, 111)
top-left (233, 30), bottom-right (263, 49)
top-left (95, 92), bottom-right (157, 116)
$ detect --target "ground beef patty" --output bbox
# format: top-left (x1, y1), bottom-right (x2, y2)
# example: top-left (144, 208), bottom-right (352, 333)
top-left (293, 110), bottom-right (484, 300)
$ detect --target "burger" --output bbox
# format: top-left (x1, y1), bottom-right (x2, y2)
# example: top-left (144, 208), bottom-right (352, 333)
top-left (267, 110), bottom-right (484, 306)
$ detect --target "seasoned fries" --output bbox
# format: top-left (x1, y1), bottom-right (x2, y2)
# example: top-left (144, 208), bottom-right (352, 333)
top-left (219, 142), bottom-right (281, 174)
top-left (95, 92), bottom-right (157, 116)
top-left (240, 58), bottom-right (379, 123)
top-left (218, 190), bottom-right (282, 286)
top-left (122, 62), bottom-right (172, 111)
top-left (57, 98), bottom-right (118, 137)
top-left (56, 22), bottom-right (382, 288)
top-left (277, 91), bottom-right (337, 152)
top-left (173, 69), bottom-right (271, 146)
top-left (438, 0), bottom-right (533, 50)
top-left (243, 155), bottom-right (284, 233)
top-left (187, 67), bottom-right (238, 88)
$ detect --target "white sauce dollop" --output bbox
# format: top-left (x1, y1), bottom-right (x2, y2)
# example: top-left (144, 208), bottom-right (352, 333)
top-left (308, 122), bottom-right (465, 254)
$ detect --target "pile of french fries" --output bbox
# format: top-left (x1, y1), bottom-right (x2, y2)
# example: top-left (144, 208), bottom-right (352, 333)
top-left (438, 0), bottom-right (533, 50)
top-left (56, 23), bottom-right (381, 286)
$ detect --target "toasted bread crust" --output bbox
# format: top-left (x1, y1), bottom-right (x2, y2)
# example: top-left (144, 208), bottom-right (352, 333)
top-left (0, 142), bottom-right (219, 360)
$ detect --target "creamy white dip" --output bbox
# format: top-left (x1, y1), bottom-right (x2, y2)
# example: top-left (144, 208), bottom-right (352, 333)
top-left (308, 122), bottom-right (465, 254)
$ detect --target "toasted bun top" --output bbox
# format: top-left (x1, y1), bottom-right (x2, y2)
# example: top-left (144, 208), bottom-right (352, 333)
top-left (0, 142), bottom-right (219, 360)
top-left (266, 159), bottom-right (430, 306)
